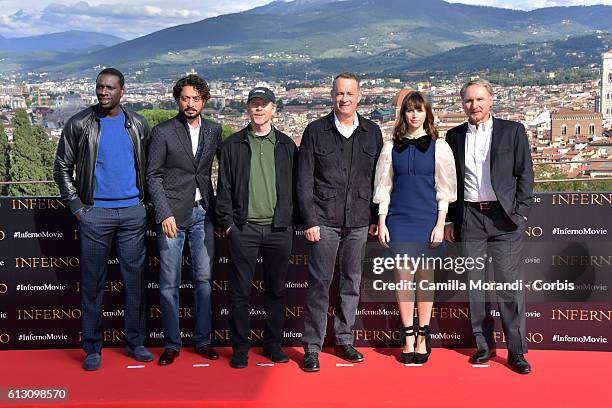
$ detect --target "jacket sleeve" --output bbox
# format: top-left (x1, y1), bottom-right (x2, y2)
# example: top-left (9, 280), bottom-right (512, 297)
top-left (53, 118), bottom-right (82, 214)
top-left (291, 143), bottom-right (303, 227)
top-left (140, 117), bottom-right (152, 206)
top-left (513, 123), bottom-right (534, 220)
top-left (215, 142), bottom-right (234, 230)
top-left (445, 130), bottom-right (458, 225)
top-left (296, 124), bottom-right (317, 229)
top-left (369, 126), bottom-right (384, 224)
top-left (145, 125), bottom-right (172, 224)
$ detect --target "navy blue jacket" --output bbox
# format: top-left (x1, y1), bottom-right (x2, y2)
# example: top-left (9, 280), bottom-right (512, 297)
top-left (297, 111), bottom-right (383, 229)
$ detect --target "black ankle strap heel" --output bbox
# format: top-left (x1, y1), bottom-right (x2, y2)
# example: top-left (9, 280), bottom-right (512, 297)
top-left (399, 324), bottom-right (415, 364)
top-left (414, 325), bottom-right (431, 364)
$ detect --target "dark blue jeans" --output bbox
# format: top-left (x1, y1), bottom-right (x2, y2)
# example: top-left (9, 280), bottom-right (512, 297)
top-left (157, 205), bottom-right (214, 350)
top-left (78, 204), bottom-right (147, 355)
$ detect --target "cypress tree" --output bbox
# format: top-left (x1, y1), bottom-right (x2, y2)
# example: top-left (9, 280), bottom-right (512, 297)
top-left (7, 109), bottom-right (54, 196)
top-left (0, 123), bottom-right (9, 195)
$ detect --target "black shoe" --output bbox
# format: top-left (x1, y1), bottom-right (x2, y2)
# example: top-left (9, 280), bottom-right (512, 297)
top-left (414, 325), bottom-right (431, 364)
top-left (158, 348), bottom-right (179, 365)
top-left (194, 345), bottom-right (219, 360)
top-left (302, 352), bottom-right (320, 372)
top-left (399, 324), bottom-right (415, 364)
top-left (334, 344), bottom-right (364, 363)
top-left (230, 351), bottom-right (248, 369)
top-left (469, 349), bottom-right (496, 364)
top-left (262, 347), bottom-right (289, 363)
top-left (508, 353), bottom-right (531, 374)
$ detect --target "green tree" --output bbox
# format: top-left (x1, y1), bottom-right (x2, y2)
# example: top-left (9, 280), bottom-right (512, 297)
top-left (138, 109), bottom-right (177, 128)
top-left (7, 109), bottom-right (58, 196)
top-left (534, 163), bottom-right (612, 192)
top-left (138, 108), bottom-right (235, 139)
top-left (33, 125), bottom-right (59, 196)
top-left (0, 123), bottom-right (9, 195)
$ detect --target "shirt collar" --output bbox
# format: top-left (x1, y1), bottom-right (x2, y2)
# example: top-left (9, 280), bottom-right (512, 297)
top-left (334, 111), bottom-right (359, 130)
top-left (467, 114), bottom-right (493, 134)
top-left (248, 125), bottom-right (276, 143)
top-left (186, 115), bottom-right (201, 131)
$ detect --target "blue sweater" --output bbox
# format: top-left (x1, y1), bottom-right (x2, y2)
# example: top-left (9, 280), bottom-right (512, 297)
top-left (93, 111), bottom-right (140, 208)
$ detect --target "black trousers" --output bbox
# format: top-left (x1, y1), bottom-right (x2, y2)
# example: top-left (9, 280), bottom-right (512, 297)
top-left (462, 202), bottom-right (528, 355)
top-left (227, 223), bottom-right (293, 352)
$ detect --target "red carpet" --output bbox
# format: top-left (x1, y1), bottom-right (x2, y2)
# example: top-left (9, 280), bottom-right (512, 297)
top-left (0, 347), bottom-right (608, 407)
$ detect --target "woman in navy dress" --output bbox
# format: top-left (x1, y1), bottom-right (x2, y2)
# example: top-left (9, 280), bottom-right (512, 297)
top-left (374, 91), bottom-right (456, 364)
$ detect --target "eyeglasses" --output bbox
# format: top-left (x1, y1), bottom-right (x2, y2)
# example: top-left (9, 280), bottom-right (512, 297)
top-left (180, 96), bottom-right (203, 103)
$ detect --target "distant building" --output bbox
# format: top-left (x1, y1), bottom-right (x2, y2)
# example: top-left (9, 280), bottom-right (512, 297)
top-left (601, 51), bottom-right (612, 125)
top-left (550, 108), bottom-right (603, 143)
top-left (370, 108), bottom-right (394, 123)
top-left (391, 89), bottom-right (414, 119)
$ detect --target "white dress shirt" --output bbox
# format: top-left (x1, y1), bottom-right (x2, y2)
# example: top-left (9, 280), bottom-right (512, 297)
top-left (187, 116), bottom-right (202, 202)
top-left (334, 112), bottom-right (359, 138)
top-left (464, 115), bottom-right (497, 202)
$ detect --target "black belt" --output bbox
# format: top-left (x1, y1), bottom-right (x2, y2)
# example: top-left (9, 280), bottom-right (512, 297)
top-left (465, 201), bottom-right (498, 210)
top-left (193, 200), bottom-right (201, 207)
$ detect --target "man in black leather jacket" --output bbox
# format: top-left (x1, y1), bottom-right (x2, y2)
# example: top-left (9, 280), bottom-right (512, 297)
top-left (53, 68), bottom-right (152, 371)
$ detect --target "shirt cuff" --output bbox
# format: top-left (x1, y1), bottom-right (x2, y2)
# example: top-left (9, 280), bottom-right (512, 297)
top-left (377, 201), bottom-right (389, 215)
top-left (438, 200), bottom-right (449, 212)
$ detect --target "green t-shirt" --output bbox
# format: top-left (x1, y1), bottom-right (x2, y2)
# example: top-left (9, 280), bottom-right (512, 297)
top-left (247, 127), bottom-right (277, 225)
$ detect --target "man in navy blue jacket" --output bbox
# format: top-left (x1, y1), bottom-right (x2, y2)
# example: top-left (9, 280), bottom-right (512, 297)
top-left (297, 72), bottom-right (383, 372)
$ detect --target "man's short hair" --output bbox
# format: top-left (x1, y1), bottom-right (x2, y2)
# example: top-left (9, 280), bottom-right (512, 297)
top-left (460, 79), bottom-right (493, 101)
top-left (97, 68), bottom-right (125, 88)
top-left (172, 74), bottom-right (211, 101)
top-left (332, 72), bottom-right (360, 93)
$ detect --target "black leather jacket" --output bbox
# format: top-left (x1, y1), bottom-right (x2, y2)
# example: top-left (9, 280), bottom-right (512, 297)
top-left (53, 105), bottom-right (150, 214)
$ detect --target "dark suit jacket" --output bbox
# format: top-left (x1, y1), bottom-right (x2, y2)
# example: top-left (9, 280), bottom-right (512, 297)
top-left (446, 117), bottom-right (534, 240)
top-left (146, 114), bottom-right (222, 229)
top-left (297, 111), bottom-right (383, 229)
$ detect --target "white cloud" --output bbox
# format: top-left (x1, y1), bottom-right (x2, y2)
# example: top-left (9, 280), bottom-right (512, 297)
top-left (0, 0), bottom-right (270, 39)
top-left (445, 0), bottom-right (612, 10)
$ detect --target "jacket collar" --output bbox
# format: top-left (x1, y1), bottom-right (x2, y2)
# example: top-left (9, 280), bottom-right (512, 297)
top-left (235, 125), bottom-right (290, 144)
top-left (93, 104), bottom-right (133, 128)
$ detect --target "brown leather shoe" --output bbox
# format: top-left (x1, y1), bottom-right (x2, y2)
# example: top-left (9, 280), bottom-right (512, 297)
top-left (158, 348), bottom-right (179, 365)
top-left (194, 345), bottom-right (219, 360)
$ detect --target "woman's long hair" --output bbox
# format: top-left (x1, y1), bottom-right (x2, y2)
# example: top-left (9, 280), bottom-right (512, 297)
top-left (392, 91), bottom-right (438, 140)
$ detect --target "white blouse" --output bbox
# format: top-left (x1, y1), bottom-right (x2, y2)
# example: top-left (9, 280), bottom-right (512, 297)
top-left (373, 134), bottom-right (457, 215)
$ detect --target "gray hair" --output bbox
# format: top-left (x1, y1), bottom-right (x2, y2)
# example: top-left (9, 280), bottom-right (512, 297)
top-left (332, 72), bottom-right (360, 93)
top-left (460, 79), bottom-right (493, 101)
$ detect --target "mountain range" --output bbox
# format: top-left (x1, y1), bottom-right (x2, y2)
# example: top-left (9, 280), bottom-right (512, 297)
top-left (2, 0), bottom-right (612, 79)
top-left (0, 30), bottom-right (124, 53)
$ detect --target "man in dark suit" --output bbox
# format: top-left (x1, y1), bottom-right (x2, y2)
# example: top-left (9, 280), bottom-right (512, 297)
top-left (444, 79), bottom-right (534, 374)
top-left (297, 72), bottom-right (383, 372)
top-left (146, 74), bottom-right (222, 365)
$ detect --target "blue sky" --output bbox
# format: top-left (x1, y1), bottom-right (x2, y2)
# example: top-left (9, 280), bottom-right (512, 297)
top-left (1, 0), bottom-right (611, 39)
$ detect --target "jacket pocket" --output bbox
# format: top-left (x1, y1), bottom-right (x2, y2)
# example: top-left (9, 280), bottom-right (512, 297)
top-left (314, 187), bottom-right (337, 222)
top-left (362, 144), bottom-right (377, 157)
top-left (314, 187), bottom-right (337, 200)
top-left (358, 189), bottom-right (372, 201)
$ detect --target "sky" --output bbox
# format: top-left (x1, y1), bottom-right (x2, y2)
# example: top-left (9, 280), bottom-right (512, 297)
top-left (0, 0), bottom-right (611, 40)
